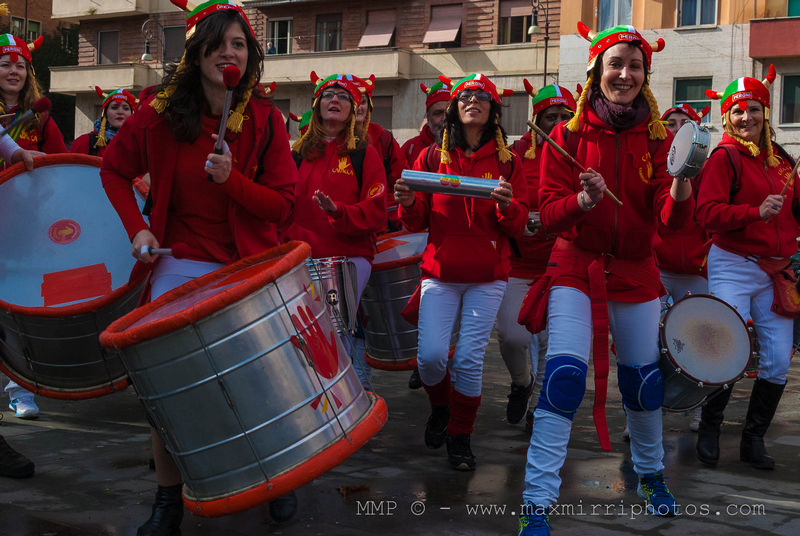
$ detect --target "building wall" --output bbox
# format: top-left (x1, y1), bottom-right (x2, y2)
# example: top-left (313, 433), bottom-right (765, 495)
top-left (2, 0), bottom-right (61, 37)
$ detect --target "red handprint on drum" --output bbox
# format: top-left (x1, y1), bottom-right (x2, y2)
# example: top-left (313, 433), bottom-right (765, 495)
top-left (290, 304), bottom-right (340, 379)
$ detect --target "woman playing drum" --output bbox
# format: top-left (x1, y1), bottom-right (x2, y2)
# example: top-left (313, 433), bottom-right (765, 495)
top-left (394, 73), bottom-right (528, 472)
top-left (286, 72), bottom-right (387, 391)
top-left (694, 67), bottom-right (798, 471)
top-left (100, 2), bottom-right (296, 533)
top-left (516, 23), bottom-right (693, 533)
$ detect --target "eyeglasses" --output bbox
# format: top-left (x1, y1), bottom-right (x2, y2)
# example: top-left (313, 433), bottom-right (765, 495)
top-left (457, 91), bottom-right (492, 103)
top-left (320, 91), bottom-right (351, 102)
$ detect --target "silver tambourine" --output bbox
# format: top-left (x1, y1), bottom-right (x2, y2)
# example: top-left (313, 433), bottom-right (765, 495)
top-left (400, 169), bottom-right (498, 199)
top-left (667, 121), bottom-right (710, 179)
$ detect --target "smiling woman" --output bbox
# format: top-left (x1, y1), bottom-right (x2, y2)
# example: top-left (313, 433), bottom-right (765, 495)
top-left (99, 2), bottom-right (298, 533)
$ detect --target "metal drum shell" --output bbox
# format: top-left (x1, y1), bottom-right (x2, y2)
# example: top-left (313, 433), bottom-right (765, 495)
top-left (100, 242), bottom-right (387, 517)
top-left (401, 169), bottom-right (498, 199)
top-left (667, 121), bottom-right (710, 179)
top-left (0, 154), bottom-right (143, 399)
top-left (658, 293), bottom-right (753, 411)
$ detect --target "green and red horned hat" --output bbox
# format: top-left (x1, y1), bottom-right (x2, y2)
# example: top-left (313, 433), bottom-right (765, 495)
top-left (706, 65), bottom-right (780, 166)
top-left (171, 0), bottom-right (254, 39)
top-left (436, 73), bottom-right (514, 165)
top-left (660, 102), bottom-right (711, 124)
top-left (522, 80), bottom-right (579, 160)
top-left (289, 109), bottom-right (313, 136)
top-left (309, 72), bottom-right (364, 108)
top-left (0, 33), bottom-right (42, 64)
top-left (420, 80), bottom-right (451, 109)
top-left (568, 21), bottom-right (667, 140)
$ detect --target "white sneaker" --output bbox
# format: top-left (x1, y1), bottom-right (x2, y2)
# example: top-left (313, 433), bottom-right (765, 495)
top-left (689, 407), bottom-right (701, 432)
top-left (9, 398), bottom-right (39, 420)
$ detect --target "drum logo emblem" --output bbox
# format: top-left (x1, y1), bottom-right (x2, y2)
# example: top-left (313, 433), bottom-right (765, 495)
top-left (440, 175), bottom-right (461, 187)
top-left (672, 338), bottom-right (685, 354)
top-left (49, 220), bottom-right (81, 244)
top-left (289, 304), bottom-right (340, 380)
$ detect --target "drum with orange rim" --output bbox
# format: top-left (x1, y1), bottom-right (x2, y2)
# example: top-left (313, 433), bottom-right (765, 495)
top-left (100, 242), bottom-right (387, 517)
top-left (361, 231), bottom-right (457, 370)
top-left (0, 154), bottom-right (143, 399)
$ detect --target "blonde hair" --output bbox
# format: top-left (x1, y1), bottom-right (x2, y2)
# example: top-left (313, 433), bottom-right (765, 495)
top-left (0, 61), bottom-right (43, 126)
top-left (292, 96), bottom-right (363, 159)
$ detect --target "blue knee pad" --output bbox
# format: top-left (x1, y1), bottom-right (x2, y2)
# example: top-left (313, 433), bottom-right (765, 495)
top-left (617, 362), bottom-right (664, 411)
top-left (536, 355), bottom-right (588, 421)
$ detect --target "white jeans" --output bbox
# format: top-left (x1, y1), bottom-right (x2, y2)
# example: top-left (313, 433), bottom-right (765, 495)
top-left (523, 286), bottom-right (665, 508)
top-left (707, 245), bottom-right (792, 384)
top-left (495, 277), bottom-right (547, 387)
top-left (417, 278), bottom-right (507, 397)
top-left (659, 270), bottom-right (708, 311)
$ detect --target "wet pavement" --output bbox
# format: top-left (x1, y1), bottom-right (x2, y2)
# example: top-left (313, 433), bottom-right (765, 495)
top-left (1, 339), bottom-right (799, 536)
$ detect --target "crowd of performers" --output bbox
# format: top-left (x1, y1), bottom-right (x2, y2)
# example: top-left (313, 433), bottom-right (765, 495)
top-left (0, 2), bottom-right (798, 536)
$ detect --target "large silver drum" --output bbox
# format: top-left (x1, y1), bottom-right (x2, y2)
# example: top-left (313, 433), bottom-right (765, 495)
top-left (659, 294), bottom-right (754, 411)
top-left (100, 242), bottom-right (387, 517)
top-left (0, 154), bottom-right (142, 399)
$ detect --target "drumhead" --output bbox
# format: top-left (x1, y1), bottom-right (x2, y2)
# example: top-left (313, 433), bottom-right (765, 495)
top-left (372, 232), bottom-right (428, 271)
top-left (660, 294), bottom-right (751, 384)
top-left (667, 122), bottom-right (697, 177)
top-left (0, 154), bottom-right (142, 309)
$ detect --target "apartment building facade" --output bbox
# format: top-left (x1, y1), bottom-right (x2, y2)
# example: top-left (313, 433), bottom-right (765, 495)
top-left (1, 0), bottom-right (61, 41)
top-left (49, 0), bottom-right (560, 145)
top-left (558, 0), bottom-right (800, 152)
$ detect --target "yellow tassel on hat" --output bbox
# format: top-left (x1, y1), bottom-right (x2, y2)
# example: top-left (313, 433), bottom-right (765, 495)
top-left (151, 54), bottom-right (186, 114)
top-left (642, 84), bottom-right (667, 140)
top-left (439, 127), bottom-right (452, 165)
top-left (0, 4), bottom-right (8, 17)
top-left (524, 143), bottom-right (536, 160)
top-left (495, 118), bottom-right (512, 163)
top-left (567, 75), bottom-right (592, 133)
top-left (96, 116), bottom-right (108, 147)
top-left (226, 73), bottom-right (256, 133)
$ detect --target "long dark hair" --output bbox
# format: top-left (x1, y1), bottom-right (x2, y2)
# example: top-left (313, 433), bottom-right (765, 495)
top-left (159, 10), bottom-right (264, 142)
top-left (438, 98), bottom-right (506, 153)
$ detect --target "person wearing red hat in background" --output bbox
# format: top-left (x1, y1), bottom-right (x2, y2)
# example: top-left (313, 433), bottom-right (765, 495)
top-left (651, 102), bottom-right (712, 435)
top-left (351, 74), bottom-right (407, 232)
top-left (394, 72), bottom-right (528, 472)
top-left (100, 2), bottom-right (297, 533)
top-left (399, 79), bottom-right (451, 391)
top-left (71, 87), bottom-right (137, 156)
top-left (516, 23), bottom-right (693, 534)
top-left (498, 81), bottom-right (576, 435)
top-left (287, 108), bottom-right (312, 139)
top-left (288, 72), bottom-right (386, 392)
top-left (694, 67), bottom-right (798, 472)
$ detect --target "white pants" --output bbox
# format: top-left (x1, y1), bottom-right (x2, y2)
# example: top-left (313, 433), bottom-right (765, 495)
top-left (659, 270), bottom-right (708, 311)
top-left (417, 278), bottom-right (507, 397)
top-left (707, 245), bottom-right (792, 384)
top-left (495, 276), bottom-right (547, 387)
top-left (523, 286), bottom-right (665, 508)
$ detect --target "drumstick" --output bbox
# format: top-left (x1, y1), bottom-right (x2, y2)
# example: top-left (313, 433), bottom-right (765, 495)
top-left (527, 120), bottom-right (623, 206)
top-left (140, 243), bottom-right (190, 259)
top-left (207, 65), bottom-right (241, 182)
top-left (0, 98), bottom-right (50, 138)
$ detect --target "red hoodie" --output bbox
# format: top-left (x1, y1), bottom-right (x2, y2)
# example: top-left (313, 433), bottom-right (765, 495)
top-left (654, 171), bottom-right (709, 277)
top-left (696, 133), bottom-right (800, 258)
top-left (509, 131), bottom-right (557, 279)
top-left (401, 124), bottom-right (436, 169)
top-left (539, 106), bottom-right (694, 302)
top-left (286, 140), bottom-right (387, 261)
top-left (399, 140), bottom-right (528, 283)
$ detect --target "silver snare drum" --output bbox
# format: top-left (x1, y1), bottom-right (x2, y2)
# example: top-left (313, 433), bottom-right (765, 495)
top-left (305, 257), bottom-right (358, 336)
top-left (659, 294), bottom-right (754, 411)
top-left (667, 121), bottom-right (710, 179)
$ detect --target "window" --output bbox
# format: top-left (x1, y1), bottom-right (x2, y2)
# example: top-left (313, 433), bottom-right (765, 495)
top-left (781, 75), bottom-right (800, 124)
top-left (371, 96), bottom-right (393, 130)
top-left (679, 0), bottom-right (716, 27)
top-left (423, 4), bottom-right (462, 48)
top-left (10, 17), bottom-right (23, 37)
top-left (61, 26), bottom-right (79, 56)
top-left (499, 0), bottom-right (532, 44)
top-left (316, 13), bottom-right (342, 52)
top-left (674, 78), bottom-right (712, 123)
top-left (502, 93), bottom-right (530, 137)
top-left (358, 10), bottom-right (396, 48)
top-left (598, 0), bottom-right (632, 30)
top-left (163, 26), bottom-right (185, 64)
top-left (26, 20), bottom-right (41, 42)
top-left (98, 31), bottom-right (120, 65)
top-left (269, 19), bottom-right (292, 54)
top-left (790, 0), bottom-right (800, 16)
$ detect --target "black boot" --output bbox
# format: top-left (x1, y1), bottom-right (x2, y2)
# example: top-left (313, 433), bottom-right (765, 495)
top-left (137, 484), bottom-right (184, 536)
top-left (696, 388), bottom-right (733, 466)
top-left (740, 378), bottom-right (785, 470)
top-left (0, 434), bottom-right (34, 478)
top-left (269, 490), bottom-right (298, 522)
top-left (424, 405), bottom-right (450, 449)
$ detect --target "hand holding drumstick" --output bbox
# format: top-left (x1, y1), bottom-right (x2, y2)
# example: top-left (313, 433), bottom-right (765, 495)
top-left (527, 120), bottom-right (623, 207)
